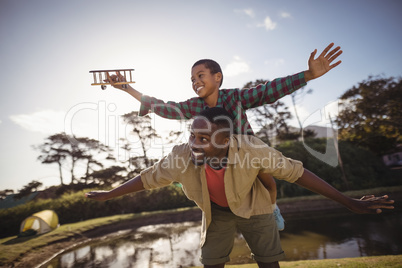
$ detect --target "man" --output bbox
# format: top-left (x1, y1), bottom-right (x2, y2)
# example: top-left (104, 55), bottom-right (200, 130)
top-left (86, 107), bottom-right (394, 268)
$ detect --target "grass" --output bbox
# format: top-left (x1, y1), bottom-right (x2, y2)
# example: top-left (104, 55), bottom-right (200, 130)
top-left (193, 255), bottom-right (402, 267)
top-left (277, 255), bottom-right (402, 268)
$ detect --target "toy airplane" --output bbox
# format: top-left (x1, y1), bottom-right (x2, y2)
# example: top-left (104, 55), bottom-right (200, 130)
top-left (89, 69), bottom-right (135, 90)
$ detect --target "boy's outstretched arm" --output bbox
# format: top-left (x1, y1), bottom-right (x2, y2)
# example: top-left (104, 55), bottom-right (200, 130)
top-left (295, 169), bottom-right (394, 214)
top-left (86, 175), bottom-right (145, 201)
top-left (304, 43), bottom-right (343, 82)
top-left (106, 71), bottom-right (143, 102)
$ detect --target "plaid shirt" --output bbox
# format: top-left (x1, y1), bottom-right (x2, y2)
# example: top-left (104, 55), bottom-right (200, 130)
top-left (139, 72), bottom-right (306, 134)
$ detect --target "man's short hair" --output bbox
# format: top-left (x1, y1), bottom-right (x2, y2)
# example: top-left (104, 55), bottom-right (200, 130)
top-left (192, 59), bottom-right (223, 87)
top-left (198, 107), bottom-right (234, 136)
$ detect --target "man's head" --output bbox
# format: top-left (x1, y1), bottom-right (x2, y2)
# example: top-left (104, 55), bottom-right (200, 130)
top-left (191, 59), bottom-right (223, 98)
top-left (189, 107), bottom-right (233, 167)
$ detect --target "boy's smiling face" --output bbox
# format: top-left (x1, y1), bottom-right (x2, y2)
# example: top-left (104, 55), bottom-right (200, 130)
top-left (191, 64), bottom-right (222, 99)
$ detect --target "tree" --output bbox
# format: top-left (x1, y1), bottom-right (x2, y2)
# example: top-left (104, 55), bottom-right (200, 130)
top-left (85, 165), bottom-right (126, 186)
top-left (0, 189), bottom-right (14, 200)
top-left (34, 133), bottom-right (72, 185)
top-left (120, 112), bottom-right (161, 177)
top-left (14, 180), bottom-right (43, 199)
top-left (34, 133), bottom-right (115, 185)
top-left (291, 86), bottom-right (313, 136)
top-left (79, 137), bottom-right (115, 185)
top-left (244, 79), bottom-right (300, 145)
top-left (335, 76), bottom-right (402, 155)
top-left (162, 130), bottom-right (185, 156)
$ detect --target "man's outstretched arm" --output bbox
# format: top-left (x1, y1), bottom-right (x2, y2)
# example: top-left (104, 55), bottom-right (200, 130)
top-left (86, 175), bottom-right (145, 201)
top-left (295, 169), bottom-right (394, 214)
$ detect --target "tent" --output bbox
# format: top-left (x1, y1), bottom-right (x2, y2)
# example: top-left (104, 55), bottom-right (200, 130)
top-left (20, 210), bottom-right (59, 235)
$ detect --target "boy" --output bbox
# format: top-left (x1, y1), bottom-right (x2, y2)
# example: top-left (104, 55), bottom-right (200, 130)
top-left (86, 107), bottom-right (394, 268)
top-left (105, 43), bottom-right (343, 230)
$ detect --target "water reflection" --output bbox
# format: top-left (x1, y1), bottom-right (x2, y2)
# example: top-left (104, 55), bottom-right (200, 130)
top-left (45, 222), bottom-right (202, 268)
top-left (43, 213), bottom-right (402, 267)
top-left (280, 213), bottom-right (402, 260)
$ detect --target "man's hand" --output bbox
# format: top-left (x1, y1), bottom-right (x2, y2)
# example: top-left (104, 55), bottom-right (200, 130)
top-left (295, 169), bottom-right (394, 215)
top-left (347, 195), bottom-right (394, 214)
top-left (85, 175), bottom-right (145, 202)
top-left (304, 43), bottom-right (343, 82)
top-left (85, 190), bottom-right (111, 201)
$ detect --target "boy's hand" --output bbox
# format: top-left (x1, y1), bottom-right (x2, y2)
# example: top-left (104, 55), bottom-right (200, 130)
top-left (85, 190), bottom-right (111, 201)
top-left (347, 195), bottom-right (394, 214)
top-left (304, 43), bottom-right (342, 82)
top-left (104, 71), bottom-right (143, 102)
top-left (105, 71), bottom-right (131, 91)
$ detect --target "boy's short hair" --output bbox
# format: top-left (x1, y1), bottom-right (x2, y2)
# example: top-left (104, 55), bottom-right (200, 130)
top-left (198, 107), bottom-right (233, 136)
top-left (192, 59), bottom-right (223, 87)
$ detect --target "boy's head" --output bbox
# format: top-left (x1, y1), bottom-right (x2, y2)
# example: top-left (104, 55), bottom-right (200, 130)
top-left (192, 59), bottom-right (223, 85)
top-left (189, 107), bottom-right (233, 166)
top-left (191, 59), bottom-right (223, 98)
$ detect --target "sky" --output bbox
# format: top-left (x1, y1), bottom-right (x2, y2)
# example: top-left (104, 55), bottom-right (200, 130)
top-left (1, 0), bottom-right (401, 192)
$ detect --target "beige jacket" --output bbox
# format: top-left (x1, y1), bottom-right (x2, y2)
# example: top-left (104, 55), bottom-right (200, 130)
top-left (140, 134), bottom-right (304, 246)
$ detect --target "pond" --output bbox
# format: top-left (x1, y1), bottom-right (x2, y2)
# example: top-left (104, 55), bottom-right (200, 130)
top-left (41, 212), bottom-right (402, 268)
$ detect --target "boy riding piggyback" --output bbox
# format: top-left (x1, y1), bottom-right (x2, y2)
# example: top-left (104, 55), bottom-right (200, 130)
top-left (105, 43), bottom-right (343, 230)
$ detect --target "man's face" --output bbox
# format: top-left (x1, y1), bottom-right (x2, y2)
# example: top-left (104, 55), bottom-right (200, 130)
top-left (189, 117), bottom-right (229, 166)
top-left (191, 64), bottom-right (222, 98)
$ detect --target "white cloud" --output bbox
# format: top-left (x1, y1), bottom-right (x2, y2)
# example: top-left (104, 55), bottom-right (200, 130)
top-left (280, 12), bottom-right (292, 18)
top-left (9, 104), bottom-right (111, 140)
top-left (258, 16), bottom-right (277, 31)
top-left (223, 56), bottom-right (250, 77)
top-left (243, 8), bottom-right (255, 18)
top-left (235, 8), bottom-right (255, 18)
top-left (10, 110), bottom-right (66, 134)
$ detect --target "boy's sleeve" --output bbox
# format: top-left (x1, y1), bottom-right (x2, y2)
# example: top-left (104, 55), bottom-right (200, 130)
top-left (240, 72), bottom-right (306, 109)
top-left (139, 95), bottom-right (200, 119)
